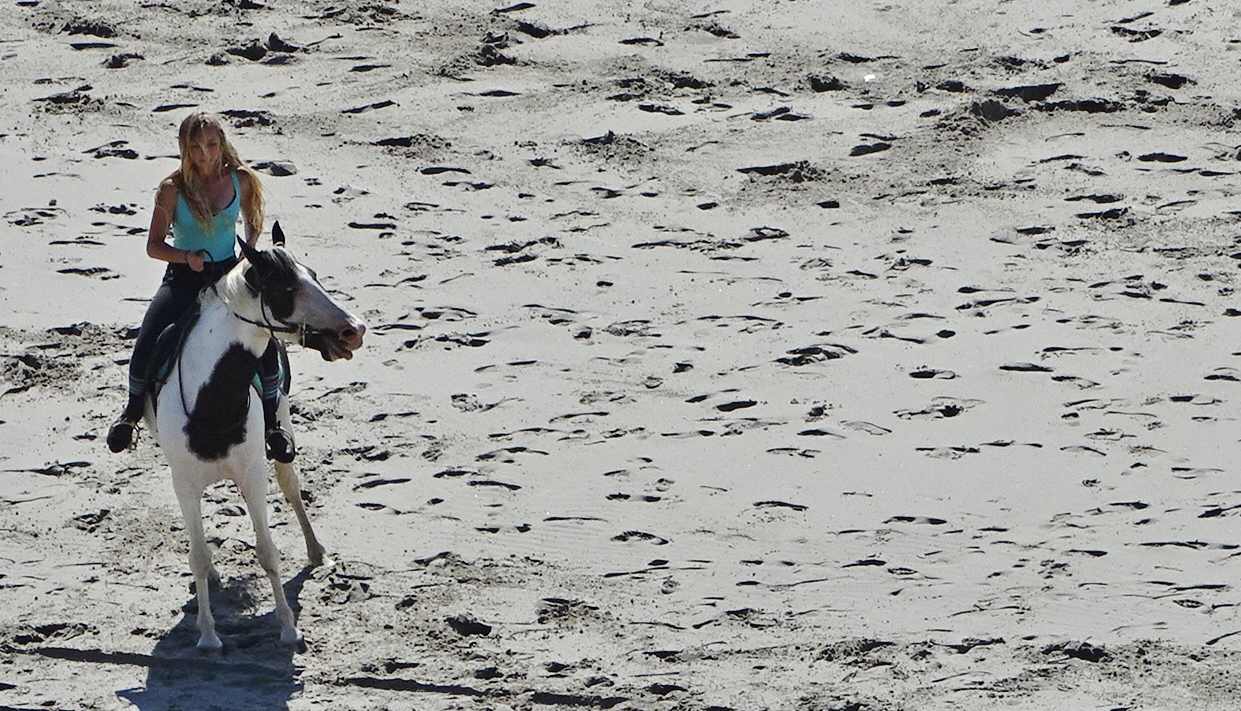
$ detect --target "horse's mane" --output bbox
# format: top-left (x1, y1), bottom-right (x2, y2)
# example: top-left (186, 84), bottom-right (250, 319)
top-left (203, 261), bottom-right (250, 311)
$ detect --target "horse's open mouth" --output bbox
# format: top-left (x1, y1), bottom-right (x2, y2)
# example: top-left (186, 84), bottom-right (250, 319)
top-left (303, 330), bottom-right (363, 362)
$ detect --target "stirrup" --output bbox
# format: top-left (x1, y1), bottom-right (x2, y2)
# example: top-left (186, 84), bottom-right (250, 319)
top-left (107, 417), bottom-right (137, 453)
top-left (265, 427), bottom-right (295, 464)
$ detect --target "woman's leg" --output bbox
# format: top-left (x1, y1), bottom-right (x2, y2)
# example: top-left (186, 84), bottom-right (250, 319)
top-left (259, 339), bottom-right (295, 463)
top-left (107, 268), bottom-right (199, 452)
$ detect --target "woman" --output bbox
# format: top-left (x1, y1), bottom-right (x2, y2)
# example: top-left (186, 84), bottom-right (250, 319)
top-left (107, 112), bottom-right (295, 463)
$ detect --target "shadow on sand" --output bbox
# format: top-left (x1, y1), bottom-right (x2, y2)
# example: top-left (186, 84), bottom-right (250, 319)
top-left (115, 566), bottom-right (316, 711)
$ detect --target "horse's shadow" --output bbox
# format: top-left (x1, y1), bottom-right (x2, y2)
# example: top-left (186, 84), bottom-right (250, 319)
top-left (117, 565), bottom-right (316, 711)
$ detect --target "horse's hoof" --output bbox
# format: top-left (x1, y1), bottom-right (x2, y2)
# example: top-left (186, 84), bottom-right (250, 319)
top-left (280, 628), bottom-right (303, 646)
top-left (308, 547), bottom-right (328, 568)
top-left (197, 634), bottom-right (223, 653)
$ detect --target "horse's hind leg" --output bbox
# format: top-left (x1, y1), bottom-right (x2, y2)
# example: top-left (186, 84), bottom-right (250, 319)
top-left (275, 460), bottom-right (326, 567)
top-left (236, 469), bottom-right (300, 645)
top-left (173, 482), bottom-right (222, 651)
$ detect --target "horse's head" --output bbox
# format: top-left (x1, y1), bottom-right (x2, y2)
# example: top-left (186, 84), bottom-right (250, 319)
top-left (236, 225), bottom-right (366, 361)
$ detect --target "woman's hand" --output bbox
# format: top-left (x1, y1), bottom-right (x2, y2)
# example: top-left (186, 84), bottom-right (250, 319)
top-left (186, 249), bottom-right (208, 272)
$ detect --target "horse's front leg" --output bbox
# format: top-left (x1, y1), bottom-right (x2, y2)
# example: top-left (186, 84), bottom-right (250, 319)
top-left (273, 397), bottom-right (326, 566)
top-left (173, 480), bottom-right (222, 652)
top-left (236, 466), bottom-right (301, 645)
top-left (275, 460), bottom-right (326, 567)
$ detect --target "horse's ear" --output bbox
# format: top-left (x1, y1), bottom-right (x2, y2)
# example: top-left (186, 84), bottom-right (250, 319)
top-left (237, 236), bottom-right (260, 263)
top-left (272, 221), bottom-right (286, 247)
top-left (238, 238), bottom-right (263, 293)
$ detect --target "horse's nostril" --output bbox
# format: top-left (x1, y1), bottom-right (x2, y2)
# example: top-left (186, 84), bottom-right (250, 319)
top-left (341, 324), bottom-right (366, 345)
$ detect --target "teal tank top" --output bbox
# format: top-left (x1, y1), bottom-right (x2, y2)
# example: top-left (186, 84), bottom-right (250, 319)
top-left (171, 172), bottom-right (241, 262)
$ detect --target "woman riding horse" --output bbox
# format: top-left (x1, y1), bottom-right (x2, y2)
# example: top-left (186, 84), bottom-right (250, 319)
top-left (107, 112), bottom-right (295, 463)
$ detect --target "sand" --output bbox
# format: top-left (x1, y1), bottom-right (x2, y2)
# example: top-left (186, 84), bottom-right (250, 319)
top-left (4, 0), bottom-right (1241, 708)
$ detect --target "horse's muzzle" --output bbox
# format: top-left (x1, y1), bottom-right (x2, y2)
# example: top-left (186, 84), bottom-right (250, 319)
top-left (305, 322), bottom-right (365, 361)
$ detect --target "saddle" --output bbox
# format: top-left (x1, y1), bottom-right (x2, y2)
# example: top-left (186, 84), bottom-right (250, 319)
top-left (146, 303), bottom-right (290, 417)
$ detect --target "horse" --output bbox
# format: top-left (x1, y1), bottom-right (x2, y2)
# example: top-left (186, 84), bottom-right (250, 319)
top-left (145, 222), bottom-right (365, 651)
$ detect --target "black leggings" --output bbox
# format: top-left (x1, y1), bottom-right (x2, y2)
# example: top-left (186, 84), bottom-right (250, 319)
top-left (127, 259), bottom-right (280, 398)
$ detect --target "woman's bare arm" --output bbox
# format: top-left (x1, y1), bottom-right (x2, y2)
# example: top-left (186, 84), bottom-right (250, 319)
top-left (145, 179), bottom-right (207, 271)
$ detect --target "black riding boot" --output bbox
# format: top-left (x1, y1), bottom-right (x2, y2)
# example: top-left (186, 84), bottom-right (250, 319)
top-left (260, 342), bottom-right (295, 463)
top-left (106, 392), bottom-right (145, 453)
top-left (263, 396), bottom-right (295, 463)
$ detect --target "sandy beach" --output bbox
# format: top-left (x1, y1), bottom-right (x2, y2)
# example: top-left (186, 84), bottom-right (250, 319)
top-left (4, 0), bottom-right (1241, 708)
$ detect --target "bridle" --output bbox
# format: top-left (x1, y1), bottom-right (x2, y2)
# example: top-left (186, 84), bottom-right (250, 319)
top-left (209, 271), bottom-right (313, 345)
top-left (172, 270), bottom-right (315, 431)
top-left (166, 224), bottom-right (351, 437)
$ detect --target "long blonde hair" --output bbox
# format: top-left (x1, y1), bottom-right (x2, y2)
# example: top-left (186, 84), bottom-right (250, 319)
top-left (174, 113), bottom-right (264, 237)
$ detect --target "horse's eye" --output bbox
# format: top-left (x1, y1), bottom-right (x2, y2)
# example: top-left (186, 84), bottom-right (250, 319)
top-left (262, 283), bottom-right (297, 299)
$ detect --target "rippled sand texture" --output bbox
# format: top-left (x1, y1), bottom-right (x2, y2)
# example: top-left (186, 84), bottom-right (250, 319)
top-left (4, 1), bottom-right (1241, 709)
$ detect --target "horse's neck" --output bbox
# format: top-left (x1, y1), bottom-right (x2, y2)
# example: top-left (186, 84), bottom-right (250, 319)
top-left (180, 284), bottom-right (270, 380)
top-left (211, 268), bottom-right (271, 347)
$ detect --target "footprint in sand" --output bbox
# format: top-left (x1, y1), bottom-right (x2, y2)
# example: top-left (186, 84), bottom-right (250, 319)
top-left (612, 530), bottom-right (669, 545)
top-left (776, 344), bottom-right (856, 366)
top-left (895, 397), bottom-right (981, 420)
top-left (908, 367), bottom-right (956, 380)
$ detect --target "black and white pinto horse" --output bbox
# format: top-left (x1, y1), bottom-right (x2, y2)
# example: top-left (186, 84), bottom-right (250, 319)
top-left (148, 223), bottom-right (364, 651)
